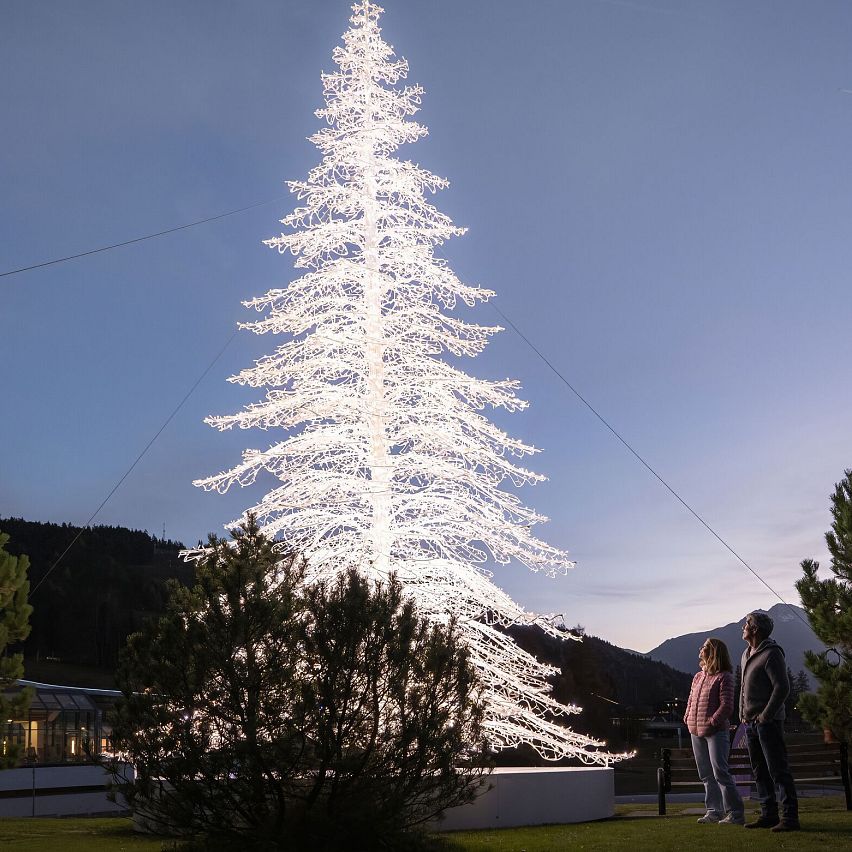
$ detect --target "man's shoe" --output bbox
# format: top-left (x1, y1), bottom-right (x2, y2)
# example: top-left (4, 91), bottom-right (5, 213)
top-left (744, 816), bottom-right (778, 829)
top-left (696, 813), bottom-right (721, 824)
top-left (771, 821), bottom-right (801, 832)
top-left (719, 813), bottom-right (745, 825)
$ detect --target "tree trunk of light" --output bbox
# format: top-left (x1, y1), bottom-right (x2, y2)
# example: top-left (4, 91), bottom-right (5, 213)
top-left (360, 109), bottom-right (391, 578)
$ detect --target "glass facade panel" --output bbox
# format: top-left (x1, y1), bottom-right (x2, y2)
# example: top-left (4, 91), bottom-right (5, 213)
top-left (2, 688), bottom-right (106, 765)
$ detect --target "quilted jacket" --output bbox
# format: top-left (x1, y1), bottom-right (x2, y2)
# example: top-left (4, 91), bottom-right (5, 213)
top-left (683, 670), bottom-right (735, 737)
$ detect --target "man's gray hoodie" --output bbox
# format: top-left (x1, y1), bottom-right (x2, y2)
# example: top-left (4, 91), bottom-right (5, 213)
top-left (739, 638), bottom-right (790, 723)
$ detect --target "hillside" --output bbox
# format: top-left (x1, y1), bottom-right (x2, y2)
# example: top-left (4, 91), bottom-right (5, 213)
top-left (506, 624), bottom-right (693, 751)
top-left (2, 516), bottom-right (695, 732)
top-left (0, 517), bottom-right (193, 685)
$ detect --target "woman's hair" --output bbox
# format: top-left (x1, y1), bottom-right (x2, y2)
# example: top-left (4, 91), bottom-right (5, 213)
top-left (701, 637), bottom-right (733, 674)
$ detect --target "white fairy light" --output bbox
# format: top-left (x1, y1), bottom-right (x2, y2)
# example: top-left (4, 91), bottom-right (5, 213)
top-left (194, 1), bottom-right (628, 764)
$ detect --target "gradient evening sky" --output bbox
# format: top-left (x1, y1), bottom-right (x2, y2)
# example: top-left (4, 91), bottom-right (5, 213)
top-left (2, 0), bottom-right (850, 653)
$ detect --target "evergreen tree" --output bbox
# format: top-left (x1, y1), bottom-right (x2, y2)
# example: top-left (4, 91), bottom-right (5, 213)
top-left (784, 666), bottom-right (798, 721)
top-left (108, 518), bottom-right (489, 850)
top-left (794, 669), bottom-right (810, 696)
top-left (0, 533), bottom-right (33, 768)
top-left (192, 1), bottom-right (621, 763)
top-left (796, 469), bottom-right (852, 741)
top-left (790, 670), bottom-right (811, 726)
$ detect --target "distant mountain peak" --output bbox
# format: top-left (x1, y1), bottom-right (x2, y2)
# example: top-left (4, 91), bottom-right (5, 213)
top-left (775, 609), bottom-right (799, 623)
top-left (646, 604), bottom-right (825, 686)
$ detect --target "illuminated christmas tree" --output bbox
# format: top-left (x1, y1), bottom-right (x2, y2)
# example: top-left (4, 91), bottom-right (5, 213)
top-left (196, 1), bottom-right (623, 763)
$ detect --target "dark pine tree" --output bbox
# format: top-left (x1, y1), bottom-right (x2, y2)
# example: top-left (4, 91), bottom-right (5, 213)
top-left (796, 469), bottom-right (852, 741)
top-left (794, 669), bottom-right (811, 696)
top-left (107, 517), bottom-right (490, 851)
top-left (790, 670), bottom-right (812, 726)
top-left (0, 533), bottom-right (33, 768)
top-left (784, 666), bottom-right (799, 721)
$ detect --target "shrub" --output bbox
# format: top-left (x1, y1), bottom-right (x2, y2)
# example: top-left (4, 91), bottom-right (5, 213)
top-left (107, 518), bottom-right (490, 850)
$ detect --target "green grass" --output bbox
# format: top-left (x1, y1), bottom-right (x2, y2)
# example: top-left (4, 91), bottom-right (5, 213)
top-left (0, 797), bottom-right (848, 851)
top-left (441, 796), bottom-right (851, 851)
top-left (0, 816), bottom-right (163, 851)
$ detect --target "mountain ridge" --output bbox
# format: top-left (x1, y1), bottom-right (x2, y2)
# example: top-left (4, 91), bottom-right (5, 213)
top-left (645, 603), bottom-right (826, 686)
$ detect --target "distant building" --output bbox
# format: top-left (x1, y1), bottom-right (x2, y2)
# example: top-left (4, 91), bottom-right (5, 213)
top-left (2, 680), bottom-right (120, 765)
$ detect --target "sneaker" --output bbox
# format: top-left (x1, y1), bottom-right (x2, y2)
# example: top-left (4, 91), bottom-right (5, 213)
top-left (696, 813), bottom-right (721, 824)
top-left (745, 816), bottom-right (778, 829)
top-left (719, 813), bottom-right (745, 825)
top-left (771, 821), bottom-right (801, 832)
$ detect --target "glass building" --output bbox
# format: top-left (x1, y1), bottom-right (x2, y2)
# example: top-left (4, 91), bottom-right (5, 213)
top-left (2, 682), bottom-right (118, 764)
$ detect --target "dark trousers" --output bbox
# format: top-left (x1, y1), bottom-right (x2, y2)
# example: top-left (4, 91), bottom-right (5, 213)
top-left (746, 720), bottom-right (799, 823)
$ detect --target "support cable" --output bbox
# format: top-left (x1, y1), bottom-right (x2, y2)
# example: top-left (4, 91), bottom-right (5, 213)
top-left (490, 301), bottom-right (813, 632)
top-left (1, 197), bottom-right (286, 279)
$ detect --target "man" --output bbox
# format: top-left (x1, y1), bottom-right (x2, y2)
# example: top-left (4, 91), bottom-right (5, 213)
top-left (740, 611), bottom-right (800, 831)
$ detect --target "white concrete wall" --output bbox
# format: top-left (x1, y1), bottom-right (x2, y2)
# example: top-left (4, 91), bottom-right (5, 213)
top-left (0, 764), bottom-right (614, 830)
top-left (433, 766), bottom-right (614, 831)
top-left (0, 764), bottom-right (130, 817)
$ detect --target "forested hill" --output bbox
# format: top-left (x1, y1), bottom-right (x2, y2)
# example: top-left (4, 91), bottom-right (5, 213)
top-left (1, 517), bottom-right (693, 715)
top-left (507, 624), bottom-right (693, 745)
top-left (0, 517), bottom-right (193, 685)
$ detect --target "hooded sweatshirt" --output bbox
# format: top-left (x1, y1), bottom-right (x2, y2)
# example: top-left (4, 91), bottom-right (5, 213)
top-left (739, 638), bottom-right (789, 723)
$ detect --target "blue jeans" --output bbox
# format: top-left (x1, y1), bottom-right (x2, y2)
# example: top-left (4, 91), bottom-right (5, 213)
top-left (746, 720), bottom-right (799, 823)
top-left (691, 730), bottom-right (744, 818)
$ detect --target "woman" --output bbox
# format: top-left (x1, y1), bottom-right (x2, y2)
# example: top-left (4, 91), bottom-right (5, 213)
top-left (683, 637), bottom-right (744, 825)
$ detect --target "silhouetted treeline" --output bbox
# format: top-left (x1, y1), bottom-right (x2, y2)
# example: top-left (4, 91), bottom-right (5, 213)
top-left (2, 517), bottom-right (694, 731)
top-left (503, 623), bottom-right (693, 755)
top-left (0, 517), bottom-right (193, 676)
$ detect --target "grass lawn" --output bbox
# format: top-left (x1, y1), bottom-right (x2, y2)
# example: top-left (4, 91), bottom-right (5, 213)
top-left (443, 796), bottom-right (851, 851)
top-left (0, 816), bottom-right (164, 851)
top-left (0, 797), bottom-right (848, 851)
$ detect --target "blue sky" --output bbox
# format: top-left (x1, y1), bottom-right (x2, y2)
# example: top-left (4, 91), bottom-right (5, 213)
top-left (2, 0), bottom-right (850, 652)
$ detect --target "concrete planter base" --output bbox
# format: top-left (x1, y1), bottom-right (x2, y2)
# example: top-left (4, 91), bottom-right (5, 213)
top-left (132, 766), bottom-right (614, 834)
top-left (0, 763), bottom-right (612, 831)
top-left (434, 766), bottom-right (614, 831)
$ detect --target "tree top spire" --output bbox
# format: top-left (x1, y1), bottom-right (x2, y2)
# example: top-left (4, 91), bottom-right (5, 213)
top-left (351, 1), bottom-right (383, 27)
